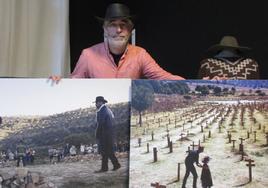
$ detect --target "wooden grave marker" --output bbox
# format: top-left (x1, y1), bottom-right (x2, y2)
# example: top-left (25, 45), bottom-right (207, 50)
top-left (138, 138), bottom-right (141, 147)
top-left (245, 159), bottom-right (255, 182)
top-left (153, 147), bottom-right (158, 162)
top-left (177, 163), bottom-right (181, 181)
top-left (169, 141), bottom-right (173, 153)
top-left (232, 140), bottom-right (236, 151)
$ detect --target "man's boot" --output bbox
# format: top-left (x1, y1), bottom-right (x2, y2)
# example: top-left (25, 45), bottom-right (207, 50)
top-left (112, 163), bottom-right (121, 171)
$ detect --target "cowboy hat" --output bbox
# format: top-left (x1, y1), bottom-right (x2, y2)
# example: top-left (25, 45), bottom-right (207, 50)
top-left (207, 36), bottom-right (251, 53)
top-left (198, 146), bottom-right (204, 152)
top-left (95, 3), bottom-right (135, 22)
top-left (94, 96), bottom-right (108, 103)
top-left (202, 156), bottom-right (211, 163)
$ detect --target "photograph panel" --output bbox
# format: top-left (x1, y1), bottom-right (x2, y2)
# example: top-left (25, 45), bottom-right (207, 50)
top-left (0, 78), bottom-right (131, 188)
top-left (130, 80), bottom-right (268, 188)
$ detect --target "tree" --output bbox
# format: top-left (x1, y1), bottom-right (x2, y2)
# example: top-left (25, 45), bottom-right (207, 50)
top-left (148, 80), bottom-right (162, 93)
top-left (255, 89), bottom-right (262, 94)
top-left (195, 85), bottom-right (202, 93)
top-left (200, 85), bottom-right (210, 95)
top-left (257, 91), bottom-right (266, 96)
top-left (231, 87), bottom-right (236, 95)
top-left (213, 86), bottom-right (222, 96)
top-left (195, 85), bottom-right (209, 95)
top-left (207, 85), bottom-right (215, 90)
top-left (170, 81), bottom-right (190, 94)
top-left (183, 95), bottom-right (191, 100)
top-left (132, 85), bottom-right (154, 127)
top-left (223, 88), bottom-right (229, 95)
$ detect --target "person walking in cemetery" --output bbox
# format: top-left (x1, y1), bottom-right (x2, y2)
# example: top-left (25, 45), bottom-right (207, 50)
top-left (0, 151), bottom-right (7, 163)
top-left (201, 156), bottom-right (213, 188)
top-left (48, 148), bottom-right (54, 163)
top-left (117, 141), bottom-right (122, 152)
top-left (30, 148), bottom-right (35, 164)
top-left (0, 174), bottom-right (3, 186)
top-left (85, 144), bottom-right (92, 154)
top-left (198, 36), bottom-right (259, 80)
top-left (94, 96), bottom-right (121, 173)
top-left (93, 144), bottom-right (98, 154)
top-left (182, 146), bottom-right (204, 188)
top-left (63, 143), bottom-right (70, 157)
top-left (50, 3), bottom-right (185, 82)
top-left (69, 145), bottom-right (77, 156)
top-left (8, 149), bottom-right (15, 161)
top-left (25, 148), bottom-right (31, 164)
top-left (56, 148), bottom-right (63, 162)
top-left (16, 140), bottom-right (26, 167)
top-left (80, 143), bottom-right (86, 155)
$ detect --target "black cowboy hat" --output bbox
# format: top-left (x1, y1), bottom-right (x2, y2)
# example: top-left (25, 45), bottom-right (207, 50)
top-left (95, 3), bottom-right (135, 22)
top-left (207, 36), bottom-right (251, 53)
top-left (94, 96), bottom-right (108, 103)
top-left (198, 146), bottom-right (204, 152)
top-left (202, 156), bottom-right (211, 163)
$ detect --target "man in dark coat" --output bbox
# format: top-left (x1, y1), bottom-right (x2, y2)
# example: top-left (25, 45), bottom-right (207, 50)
top-left (16, 139), bottom-right (26, 167)
top-left (94, 96), bottom-right (121, 173)
top-left (182, 146), bottom-right (204, 188)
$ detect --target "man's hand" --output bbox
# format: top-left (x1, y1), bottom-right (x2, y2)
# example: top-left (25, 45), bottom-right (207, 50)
top-left (48, 75), bottom-right (62, 85)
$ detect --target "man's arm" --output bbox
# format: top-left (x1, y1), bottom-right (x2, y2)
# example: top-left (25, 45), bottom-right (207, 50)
top-left (195, 153), bottom-right (202, 167)
top-left (196, 162), bottom-right (202, 167)
top-left (70, 49), bottom-right (90, 78)
top-left (48, 49), bottom-right (90, 84)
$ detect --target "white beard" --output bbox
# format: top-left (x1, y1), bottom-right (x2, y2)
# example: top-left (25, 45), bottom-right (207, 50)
top-left (107, 36), bottom-right (129, 49)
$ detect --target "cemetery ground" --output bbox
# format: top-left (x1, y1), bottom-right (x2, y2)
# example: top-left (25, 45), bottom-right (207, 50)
top-left (129, 97), bottom-right (268, 188)
top-left (0, 152), bottom-right (128, 188)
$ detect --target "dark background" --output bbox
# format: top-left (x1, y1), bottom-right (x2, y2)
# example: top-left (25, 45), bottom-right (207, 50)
top-left (69, 0), bottom-right (268, 79)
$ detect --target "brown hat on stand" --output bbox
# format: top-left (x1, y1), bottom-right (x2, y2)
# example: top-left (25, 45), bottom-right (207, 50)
top-left (207, 36), bottom-right (251, 53)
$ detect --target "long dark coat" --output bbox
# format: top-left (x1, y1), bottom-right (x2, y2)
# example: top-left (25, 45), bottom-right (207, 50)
top-left (201, 163), bottom-right (213, 187)
top-left (95, 105), bottom-right (115, 155)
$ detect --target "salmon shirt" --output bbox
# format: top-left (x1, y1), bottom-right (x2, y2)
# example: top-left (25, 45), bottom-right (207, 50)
top-left (71, 42), bottom-right (184, 80)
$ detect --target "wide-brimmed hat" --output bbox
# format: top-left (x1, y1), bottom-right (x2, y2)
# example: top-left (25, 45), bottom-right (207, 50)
top-left (95, 3), bottom-right (135, 22)
top-left (198, 146), bottom-right (204, 152)
top-left (202, 156), bottom-right (211, 163)
top-left (207, 36), bottom-right (251, 53)
top-left (94, 96), bottom-right (108, 103)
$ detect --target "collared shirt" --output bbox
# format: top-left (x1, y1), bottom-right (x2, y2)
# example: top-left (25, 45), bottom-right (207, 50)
top-left (71, 42), bottom-right (184, 80)
top-left (96, 104), bottom-right (114, 118)
top-left (96, 104), bottom-right (106, 113)
top-left (95, 104), bottom-right (114, 131)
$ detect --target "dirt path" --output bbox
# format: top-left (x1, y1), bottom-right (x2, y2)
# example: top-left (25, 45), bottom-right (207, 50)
top-left (0, 156), bottom-right (128, 188)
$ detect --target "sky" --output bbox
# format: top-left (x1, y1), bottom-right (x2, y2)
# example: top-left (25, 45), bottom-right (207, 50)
top-left (0, 79), bottom-right (131, 116)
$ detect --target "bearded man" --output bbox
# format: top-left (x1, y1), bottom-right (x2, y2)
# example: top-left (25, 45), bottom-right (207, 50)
top-left (69, 3), bottom-right (184, 80)
top-left (94, 96), bottom-right (121, 172)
